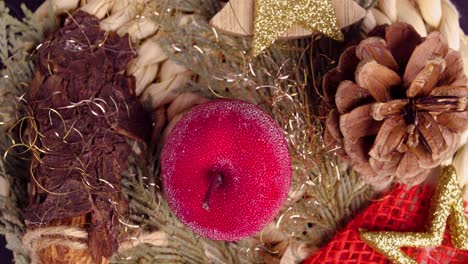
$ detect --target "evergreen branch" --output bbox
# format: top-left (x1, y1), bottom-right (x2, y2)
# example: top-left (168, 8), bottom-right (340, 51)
top-left (0, 2), bottom-right (46, 263)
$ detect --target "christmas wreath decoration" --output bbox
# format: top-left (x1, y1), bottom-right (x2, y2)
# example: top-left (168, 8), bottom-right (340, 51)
top-left (0, 0), bottom-right (466, 263)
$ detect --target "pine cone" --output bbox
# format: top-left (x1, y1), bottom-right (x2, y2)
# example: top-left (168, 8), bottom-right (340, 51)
top-left (324, 23), bottom-right (468, 186)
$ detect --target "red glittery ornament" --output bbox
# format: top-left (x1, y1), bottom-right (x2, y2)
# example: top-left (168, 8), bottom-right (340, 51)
top-left (161, 99), bottom-right (291, 241)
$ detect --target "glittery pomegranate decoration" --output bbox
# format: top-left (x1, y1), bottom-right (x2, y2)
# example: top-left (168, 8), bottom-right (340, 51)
top-left (161, 99), bottom-right (291, 241)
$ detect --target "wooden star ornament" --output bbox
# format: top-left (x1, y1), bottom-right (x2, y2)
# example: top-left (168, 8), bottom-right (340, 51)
top-left (210, 0), bottom-right (366, 56)
top-left (360, 166), bottom-right (468, 264)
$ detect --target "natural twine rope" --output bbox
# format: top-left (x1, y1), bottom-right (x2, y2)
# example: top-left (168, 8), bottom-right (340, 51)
top-left (22, 226), bottom-right (88, 251)
top-left (22, 226), bottom-right (88, 264)
top-left (22, 226), bottom-right (169, 263)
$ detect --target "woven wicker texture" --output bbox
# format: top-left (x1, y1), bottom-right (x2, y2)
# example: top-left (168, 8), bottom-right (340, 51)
top-left (305, 184), bottom-right (468, 263)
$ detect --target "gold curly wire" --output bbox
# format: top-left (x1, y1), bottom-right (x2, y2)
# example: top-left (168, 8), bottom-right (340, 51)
top-left (247, 40), bottom-right (353, 251)
top-left (28, 164), bottom-right (75, 196)
top-left (4, 115), bottom-right (48, 159)
top-left (56, 99), bottom-right (139, 239)
top-left (4, 109), bottom-right (83, 196)
top-left (187, 36), bottom-right (323, 257)
top-left (64, 10), bottom-right (94, 52)
top-left (6, 76), bottom-right (137, 205)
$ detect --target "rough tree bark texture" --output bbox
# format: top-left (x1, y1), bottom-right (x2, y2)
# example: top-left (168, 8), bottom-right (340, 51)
top-left (23, 11), bottom-right (150, 263)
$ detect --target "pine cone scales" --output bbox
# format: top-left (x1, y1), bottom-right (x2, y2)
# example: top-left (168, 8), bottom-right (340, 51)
top-left (324, 23), bottom-right (468, 186)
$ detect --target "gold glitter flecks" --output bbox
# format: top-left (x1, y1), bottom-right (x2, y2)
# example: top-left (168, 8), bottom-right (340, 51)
top-left (360, 165), bottom-right (468, 264)
top-left (252, 0), bottom-right (343, 56)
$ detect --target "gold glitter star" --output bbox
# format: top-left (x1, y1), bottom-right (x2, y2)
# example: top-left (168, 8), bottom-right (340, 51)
top-left (252, 0), bottom-right (343, 56)
top-left (210, 0), bottom-right (366, 56)
top-left (360, 166), bottom-right (468, 264)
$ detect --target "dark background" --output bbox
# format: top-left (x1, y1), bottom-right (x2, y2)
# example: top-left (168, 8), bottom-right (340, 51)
top-left (1, 0), bottom-right (467, 263)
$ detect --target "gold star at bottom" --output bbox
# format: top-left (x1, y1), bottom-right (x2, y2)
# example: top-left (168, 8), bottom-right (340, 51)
top-left (360, 165), bottom-right (468, 264)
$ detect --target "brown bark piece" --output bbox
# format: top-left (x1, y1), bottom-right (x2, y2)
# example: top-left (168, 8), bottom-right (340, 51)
top-left (24, 11), bottom-right (151, 262)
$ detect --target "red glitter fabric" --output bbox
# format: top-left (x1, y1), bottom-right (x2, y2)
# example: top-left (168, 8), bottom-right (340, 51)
top-left (304, 184), bottom-right (468, 264)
